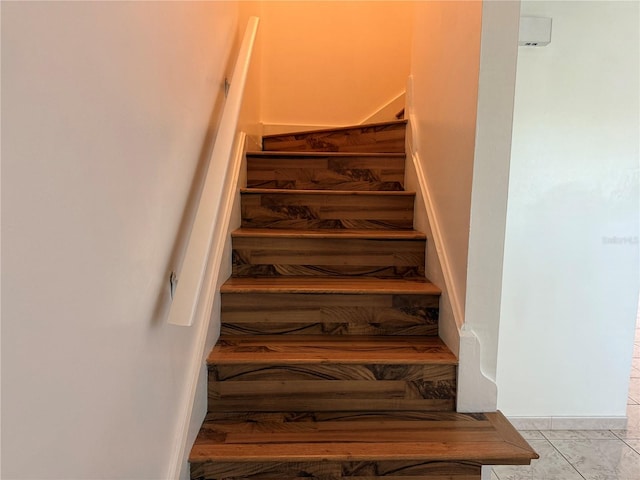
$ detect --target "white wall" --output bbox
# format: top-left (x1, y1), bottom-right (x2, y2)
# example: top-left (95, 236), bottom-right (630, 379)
top-left (1, 2), bottom-right (241, 478)
top-left (460, 0), bottom-right (521, 410)
top-left (497, 1), bottom-right (640, 424)
top-left (259, 1), bottom-right (414, 128)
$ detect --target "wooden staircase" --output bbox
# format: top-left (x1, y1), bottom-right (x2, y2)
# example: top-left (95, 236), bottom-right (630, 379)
top-left (189, 120), bottom-right (537, 479)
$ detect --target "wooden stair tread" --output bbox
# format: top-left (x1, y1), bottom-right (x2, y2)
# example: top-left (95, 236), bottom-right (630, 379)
top-left (241, 187), bottom-right (414, 196)
top-left (261, 119), bottom-right (408, 141)
top-left (190, 410), bottom-right (538, 465)
top-left (247, 151), bottom-right (406, 158)
top-left (220, 277), bottom-right (441, 295)
top-left (232, 227), bottom-right (426, 240)
top-left (208, 335), bottom-right (456, 365)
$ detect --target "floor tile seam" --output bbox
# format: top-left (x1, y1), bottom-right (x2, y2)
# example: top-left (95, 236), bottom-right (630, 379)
top-left (611, 429), bottom-right (640, 441)
top-left (539, 429), bottom-right (620, 441)
top-left (621, 437), bottom-right (640, 456)
top-left (544, 436), bottom-right (589, 480)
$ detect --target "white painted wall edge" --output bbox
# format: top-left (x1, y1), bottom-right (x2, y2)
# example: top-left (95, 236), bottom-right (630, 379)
top-left (168, 16), bottom-right (259, 327)
top-left (481, 466), bottom-right (493, 480)
top-left (166, 131), bottom-right (248, 479)
top-left (507, 416), bottom-right (628, 431)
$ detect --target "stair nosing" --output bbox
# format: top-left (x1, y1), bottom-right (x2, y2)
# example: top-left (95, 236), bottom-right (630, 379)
top-left (261, 119), bottom-right (408, 140)
top-left (240, 188), bottom-right (415, 196)
top-left (231, 228), bottom-right (425, 240)
top-left (246, 151), bottom-right (406, 158)
top-left (208, 335), bottom-right (457, 366)
top-left (189, 411), bottom-right (537, 465)
top-left (220, 277), bottom-right (441, 295)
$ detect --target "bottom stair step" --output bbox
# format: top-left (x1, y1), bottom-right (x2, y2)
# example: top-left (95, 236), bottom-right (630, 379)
top-left (189, 410), bottom-right (538, 479)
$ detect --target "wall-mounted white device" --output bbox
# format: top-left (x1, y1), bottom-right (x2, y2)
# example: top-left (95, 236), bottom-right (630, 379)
top-left (519, 16), bottom-right (552, 47)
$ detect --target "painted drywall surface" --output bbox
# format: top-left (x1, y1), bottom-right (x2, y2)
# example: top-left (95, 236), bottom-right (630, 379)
top-left (463, 0), bottom-right (521, 384)
top-left (410, 0), bottom-right (483, 324)
top-left (1, 2), bottom-right (239, 478)
top-left (259, 1), bottom-right (413, 127)
top-left (497, 1), bottom-right (640, 418)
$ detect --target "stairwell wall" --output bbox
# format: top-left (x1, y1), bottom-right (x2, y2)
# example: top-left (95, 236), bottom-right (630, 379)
top-left (408, 0), bottom-right (483, 350)
top-left (409, 1), bottom-right (522, 412)
top-left (1, 2), bottom-right (249, 478)
top-left (258, 1), bottom-right (414, 130)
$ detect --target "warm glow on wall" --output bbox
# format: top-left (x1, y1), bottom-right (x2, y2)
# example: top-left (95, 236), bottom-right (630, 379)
top-left (258, 1), bottom-right (414, 128)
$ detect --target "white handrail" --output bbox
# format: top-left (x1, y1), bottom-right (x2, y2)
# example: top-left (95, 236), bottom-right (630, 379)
top-left (168, 16), bottom-right (259, 327)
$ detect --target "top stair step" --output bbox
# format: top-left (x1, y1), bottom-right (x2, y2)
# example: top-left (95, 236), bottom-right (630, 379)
top-left (262, 120), bottom-right (407, 153)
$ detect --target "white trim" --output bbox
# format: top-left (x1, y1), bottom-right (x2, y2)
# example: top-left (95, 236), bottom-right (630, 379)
top-left (406, 78), bottom-right (498, 411)
top-left (457, 328), bottom-right (498, 412)
top-left (507, 416), bottom-right (628, 431)
top-left (360, 91), bottom-right (406, 124)
top-left (407, 114), bottom-right (464, 330)
top-left (261, 92), bottom-right (406, 137)
top-left (166, 132), bottom-right (247, 479)
top-left (167, 17), bottom-right (258, 327)
top-left (261, 123), bottom-right (336, 136)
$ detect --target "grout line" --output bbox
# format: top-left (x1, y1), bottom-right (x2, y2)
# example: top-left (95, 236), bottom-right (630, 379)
top-left (622, 438), bottom-right (640, 455)
top-left (544, 435), bottom-right (588, 480)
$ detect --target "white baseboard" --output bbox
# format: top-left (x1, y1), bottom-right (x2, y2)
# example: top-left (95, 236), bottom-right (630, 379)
top-left (261, 123), bottom-right (336, 136)
top-left (261, 92), bottom-right (406, 137)
top-left (507, 416), bottom-right (628, 430)
top-left (360, 91), bottom-right (406, 124)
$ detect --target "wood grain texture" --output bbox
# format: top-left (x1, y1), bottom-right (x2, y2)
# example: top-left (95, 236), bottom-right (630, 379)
top-left (192, 460), bottom-right (480, 479)
top-left (241, 188), bottom-right (415, 230)
top-left (231, 230), bottom-right (426, 278)
top-left (190, 411), bottom-right (537, 479)
top-left (221, 291), bottom-right (439, 336)
top-left (207, 336), bottom-right (456, 413)
top-left (261, 120), bottom-right (407, 153)
top-left (208, 336), bottom-right (457, 365)
top-left (246, 152), bottom-right (405, 191)
top-left (220, 277), bottom-right (442, 295)
top-left (189, 119), bottom-right (538, 478)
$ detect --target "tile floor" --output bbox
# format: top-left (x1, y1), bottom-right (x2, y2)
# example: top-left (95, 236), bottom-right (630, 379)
top-left (492, 310), bottom-right (640, 480)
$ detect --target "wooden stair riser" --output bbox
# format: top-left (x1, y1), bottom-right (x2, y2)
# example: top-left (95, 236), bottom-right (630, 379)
top-left (262, 120), bottom-right (407, 153)
top-left (231, 236), bottom-right (426, 278)
top-left (192, 460), bottom-right (480, 479)
top-left (246, 153), bottom-right (405, 191)
top-left (241, 190), bottom-right (415, 230)
top-left (221, 292), bottom-right (439, 336)
top-left (208, 363), bottom-right (456, 412)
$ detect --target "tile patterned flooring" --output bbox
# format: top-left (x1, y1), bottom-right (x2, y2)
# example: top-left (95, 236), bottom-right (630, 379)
top-left (492, 316), bottom-right (640, 480)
